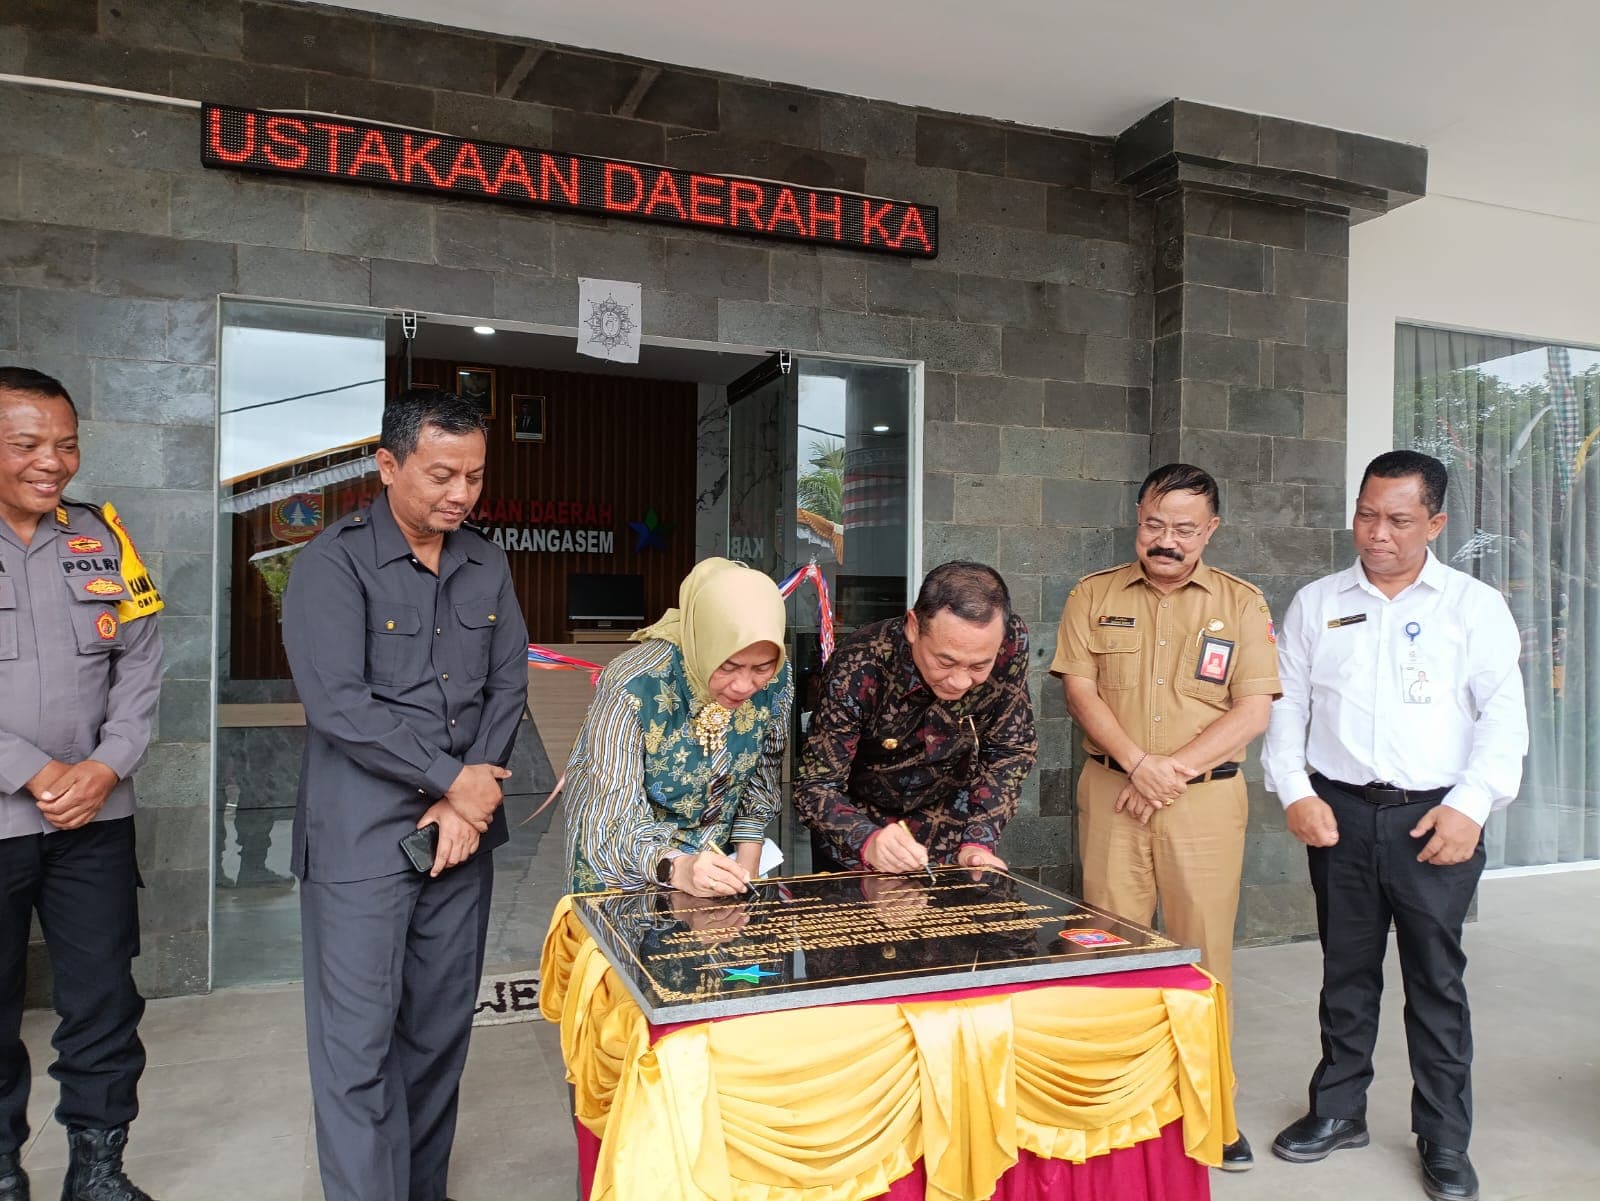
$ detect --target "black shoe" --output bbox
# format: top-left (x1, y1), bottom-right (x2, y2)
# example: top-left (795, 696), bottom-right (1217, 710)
top-left (0, 1149), bottom-right (29, 1201)
top-left (61, 1127), bottom-right (154, 1201)
top-left (1218, 1132), bottom-right (1254, 1171)
top-left (1271, 1113), bottom-right (1370, 1162)
top-left (1417, 1139), bottom-right (1478, 1201)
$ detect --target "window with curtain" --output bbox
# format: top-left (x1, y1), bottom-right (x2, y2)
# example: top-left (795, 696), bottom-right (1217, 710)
top-left (1395, 324), bottom-right (1600, 867)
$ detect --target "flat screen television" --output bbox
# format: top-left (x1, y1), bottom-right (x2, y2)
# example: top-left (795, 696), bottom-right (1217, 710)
top-left (567, 573), bottom-right (647, 627)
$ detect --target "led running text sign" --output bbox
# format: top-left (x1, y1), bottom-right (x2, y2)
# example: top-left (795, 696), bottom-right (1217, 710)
top-left (202, 104), bottom-right (938, 259)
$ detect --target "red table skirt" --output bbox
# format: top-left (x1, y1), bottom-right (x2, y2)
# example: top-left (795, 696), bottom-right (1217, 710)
top-left (575, 1118), bottom-right (1209, 1201)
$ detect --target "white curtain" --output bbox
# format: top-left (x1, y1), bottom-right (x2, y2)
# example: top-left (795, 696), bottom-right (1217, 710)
top-left (1396, 324), bottom-right (1600, 866)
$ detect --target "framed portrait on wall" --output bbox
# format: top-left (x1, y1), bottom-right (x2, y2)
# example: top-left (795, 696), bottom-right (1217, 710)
top-left (511, 394), bottom-right (546, 443)
top-left (455, 365), bottom-right (496, 418)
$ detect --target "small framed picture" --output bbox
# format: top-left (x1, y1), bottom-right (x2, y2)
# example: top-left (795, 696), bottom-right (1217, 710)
top-left (455, 365), bottom-right (496, 418)
top-left (511, 394), bottom-right (546, 443)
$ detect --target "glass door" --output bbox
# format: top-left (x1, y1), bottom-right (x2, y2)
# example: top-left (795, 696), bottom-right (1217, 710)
top-left (727, 353), bottom-right (916, 872)
top-left (726, 355), bottom-right (794, 577)
top-left (213, 299), bottom-right (388, 986)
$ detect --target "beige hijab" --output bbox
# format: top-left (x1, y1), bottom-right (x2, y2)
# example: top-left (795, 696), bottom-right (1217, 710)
top-left (632, 557), bottom-right (787, 705)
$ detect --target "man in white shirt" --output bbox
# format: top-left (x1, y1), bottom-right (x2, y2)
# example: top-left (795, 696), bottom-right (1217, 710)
top-left (1262, 450), bottom-right (1527, 1201)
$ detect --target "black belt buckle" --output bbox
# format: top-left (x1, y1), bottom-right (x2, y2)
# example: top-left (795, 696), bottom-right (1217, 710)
top-left (1361, 783), bottom-right (1407, 806)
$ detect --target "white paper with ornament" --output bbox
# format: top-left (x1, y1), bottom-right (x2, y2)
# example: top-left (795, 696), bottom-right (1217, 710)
top-left (577, 278), bottom-right (642, 363)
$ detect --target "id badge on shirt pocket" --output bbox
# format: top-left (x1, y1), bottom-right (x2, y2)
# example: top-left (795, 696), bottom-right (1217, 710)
top-left (1195, 635), bottom-right (1234, 684)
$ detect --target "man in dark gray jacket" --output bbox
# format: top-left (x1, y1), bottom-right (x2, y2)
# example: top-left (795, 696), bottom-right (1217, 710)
top-left (282, 389), bottom-right (527, 1201)
top-left (0, 367), bottom-right (164, 1201)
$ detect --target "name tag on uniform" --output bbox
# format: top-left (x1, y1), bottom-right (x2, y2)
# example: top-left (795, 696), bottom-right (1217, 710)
top-left (1327, 612), bottom-right (1368, 629)
top-left (1097, 615), bottom-right (1136, 628)
top-left (1195, 635), bottom-right (1234, 684)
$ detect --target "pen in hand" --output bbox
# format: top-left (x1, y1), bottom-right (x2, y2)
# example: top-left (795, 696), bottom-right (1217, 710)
top-left (711, 842), bottom-right (758, 898)
top-left (896, 820), bottom-right (936, 885)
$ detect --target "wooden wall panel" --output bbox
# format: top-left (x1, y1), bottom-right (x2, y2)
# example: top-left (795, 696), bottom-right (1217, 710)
top-left (228, 357), bottom-right (698, 679)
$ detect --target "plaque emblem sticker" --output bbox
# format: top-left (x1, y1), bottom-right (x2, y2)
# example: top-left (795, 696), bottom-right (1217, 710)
top-left (66, 536), bottom-right (105, 553)
top-left (82, 577), bottom-right (126, 597)
top-left (1063, 929), bottom-right (1131, 948)
top-left (1195, 635), bottom-right (1235, 684)
top-left (95, 612), bottom-right (118, 641)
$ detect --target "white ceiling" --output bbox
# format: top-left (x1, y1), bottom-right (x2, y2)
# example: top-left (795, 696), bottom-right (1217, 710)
top-left (394, 314), bottom-right (767, 384)
top-left (319, 0), bottom-right (1600, 224)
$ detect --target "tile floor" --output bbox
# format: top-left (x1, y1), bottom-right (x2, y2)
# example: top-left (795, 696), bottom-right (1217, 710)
top-left (19, 796), bottom-right (1599, 1201)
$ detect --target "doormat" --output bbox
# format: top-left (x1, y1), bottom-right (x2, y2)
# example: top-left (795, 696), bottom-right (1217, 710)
top-left (473, 970), bottom-right (541, 1027)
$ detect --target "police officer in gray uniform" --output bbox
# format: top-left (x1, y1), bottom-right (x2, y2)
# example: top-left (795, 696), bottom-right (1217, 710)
top-left (282, 389), bottom-right (527, 1201)
top-left (0, 367), bottom-right (164, 1201)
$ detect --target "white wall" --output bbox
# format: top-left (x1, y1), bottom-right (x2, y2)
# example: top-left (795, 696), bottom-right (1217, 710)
top-left (1347, 195), bottom-right (1600, 510)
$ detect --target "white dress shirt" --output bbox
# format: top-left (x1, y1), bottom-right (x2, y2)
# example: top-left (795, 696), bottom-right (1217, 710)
top-left (1263, 551), bottom-right (1528, 826)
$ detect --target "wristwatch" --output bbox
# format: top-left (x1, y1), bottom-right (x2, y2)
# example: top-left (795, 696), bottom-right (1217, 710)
top-left (654, 855), bottom-right (675, 887)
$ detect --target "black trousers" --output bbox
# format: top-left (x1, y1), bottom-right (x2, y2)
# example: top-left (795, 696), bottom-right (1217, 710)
top-left (0, 818), bottom-right (146, 1155)
top-left (301, 852), bottom-right (493, 1201)
top-left (1305, 777), bottom-right (1483, 1150)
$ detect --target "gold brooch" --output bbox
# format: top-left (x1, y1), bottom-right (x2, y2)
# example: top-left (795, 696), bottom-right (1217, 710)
top-left (689, 703), bottom-right (732, 753)
top-left (881, 737), bottom-right (899, 750)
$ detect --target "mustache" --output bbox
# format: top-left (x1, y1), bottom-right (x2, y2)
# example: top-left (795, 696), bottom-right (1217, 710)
top-left (1145, 546), bottom-right (1184, 562)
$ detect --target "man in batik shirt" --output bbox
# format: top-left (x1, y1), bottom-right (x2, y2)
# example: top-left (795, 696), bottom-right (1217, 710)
top-left (795, 561), bottom-right (1037, 873)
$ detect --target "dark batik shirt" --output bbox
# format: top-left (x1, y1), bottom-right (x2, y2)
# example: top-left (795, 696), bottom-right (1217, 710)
top-left (794, 614), bottom-right (1038, 868)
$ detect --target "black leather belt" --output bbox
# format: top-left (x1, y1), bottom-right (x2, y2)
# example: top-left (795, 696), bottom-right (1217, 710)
top-left (1311, 773), bottom-right (1449, 806)
top-left (1087, 753), bottom-right (1240, 784)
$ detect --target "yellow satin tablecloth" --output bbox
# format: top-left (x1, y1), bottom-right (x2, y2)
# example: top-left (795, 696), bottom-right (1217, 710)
top-left (540, 896), bottom-right (1236, 1201)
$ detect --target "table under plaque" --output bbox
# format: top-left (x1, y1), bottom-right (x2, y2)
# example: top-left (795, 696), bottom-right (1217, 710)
top-left (540, 869), bottom-right (1237, 1201)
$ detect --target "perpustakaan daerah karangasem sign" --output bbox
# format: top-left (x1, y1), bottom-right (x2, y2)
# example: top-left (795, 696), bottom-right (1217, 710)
top-left (201, 104), bottom-right (938, 259)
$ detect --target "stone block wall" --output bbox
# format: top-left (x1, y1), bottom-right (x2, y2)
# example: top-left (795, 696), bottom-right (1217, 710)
top-left (2, 3), bottom-right (1422, 995)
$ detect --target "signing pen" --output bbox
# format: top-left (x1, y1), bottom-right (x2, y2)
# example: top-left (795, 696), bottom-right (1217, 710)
top-left (711, 842), bottom-right (758, 898)
top-left (896, 820), bottom-right (936, 885)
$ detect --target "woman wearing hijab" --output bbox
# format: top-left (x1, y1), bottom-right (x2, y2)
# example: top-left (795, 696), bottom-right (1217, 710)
top-left (564, 557), bottom-right (792, 896)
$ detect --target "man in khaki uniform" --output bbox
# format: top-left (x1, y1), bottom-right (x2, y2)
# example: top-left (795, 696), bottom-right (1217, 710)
top-left (1050, 462), bottom-right (1279, 1171)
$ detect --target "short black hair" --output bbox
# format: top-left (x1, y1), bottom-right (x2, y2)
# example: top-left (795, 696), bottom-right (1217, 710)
top-left (1361, 450), bottom-right (1448, 515)
top-left (912, 560), bottom-right (1011, 627)
top-left (0, 366), bottom-right (77, 416)
top-left (1137, 463), bottom-right (1218, 514)
top-left (380, 389), bottom-right (487, 463)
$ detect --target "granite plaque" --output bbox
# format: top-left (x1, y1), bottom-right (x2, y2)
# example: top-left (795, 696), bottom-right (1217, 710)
top-left (570, 868), bottom-right (1199, 1023)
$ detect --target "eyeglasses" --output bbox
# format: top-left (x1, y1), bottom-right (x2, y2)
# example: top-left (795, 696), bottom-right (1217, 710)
top-left (1137, 519), bottom-right (1205, 541)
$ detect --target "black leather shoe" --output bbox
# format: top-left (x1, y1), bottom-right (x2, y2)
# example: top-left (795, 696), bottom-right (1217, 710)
top-left (61, 1127), bottom-right (154, 1201)
top-left (1418, 1139), bottom-right (1478, 1201)
top-left (0, 1149), bottom-right (29, 1201)
top-left (1218, 1132), bottom-right (1254, 1171)
top-left (1271, 1113), bottom-right (1370, 1162)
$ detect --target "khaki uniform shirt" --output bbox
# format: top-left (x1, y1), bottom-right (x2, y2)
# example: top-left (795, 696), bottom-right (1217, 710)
top-left (1050, 561), bottom-right (1281, 763)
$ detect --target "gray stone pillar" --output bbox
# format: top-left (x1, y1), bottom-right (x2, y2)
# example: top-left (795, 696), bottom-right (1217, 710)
top-left (1115, 101), bottom-right (1427, 940)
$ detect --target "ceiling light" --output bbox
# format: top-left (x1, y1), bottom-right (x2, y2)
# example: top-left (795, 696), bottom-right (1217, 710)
top-left (872, 423), bottom-right (891, 433)
top-left (473, 325), bottom-right (496, 335)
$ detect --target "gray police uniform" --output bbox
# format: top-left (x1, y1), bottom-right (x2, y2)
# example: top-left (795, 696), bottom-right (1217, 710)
top-left (281, 491), bottom-right (528, 1201)
top-left (0, 501), bottom-right (163, 1156)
